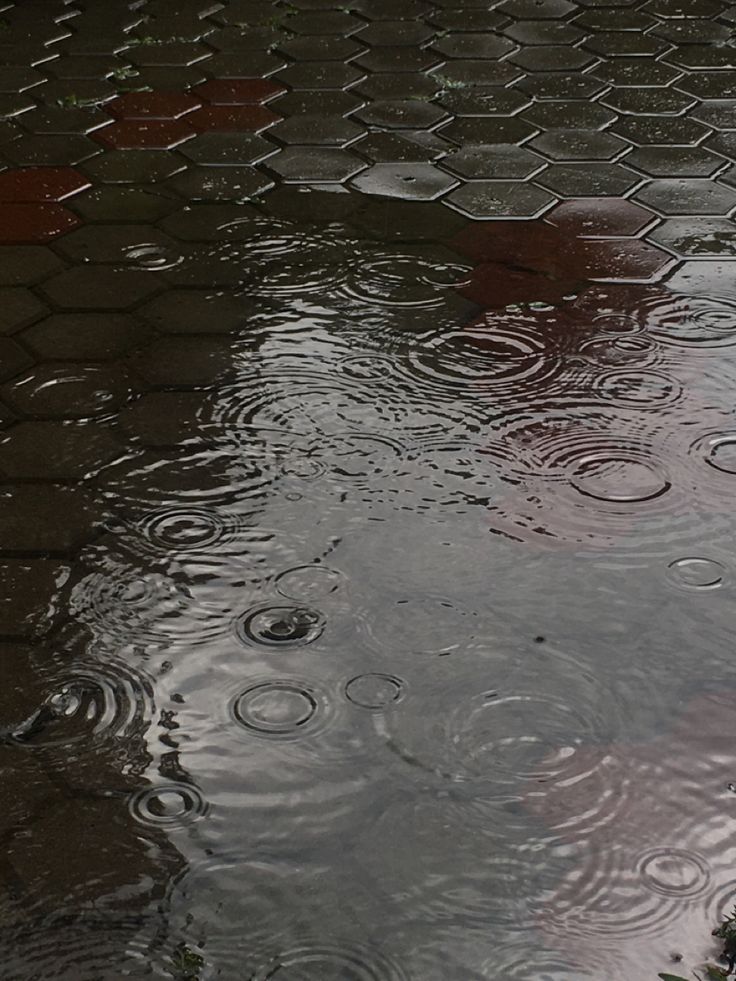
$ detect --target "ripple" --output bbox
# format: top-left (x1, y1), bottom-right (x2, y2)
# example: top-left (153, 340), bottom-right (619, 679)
top-left (341, 250), bottom-right (470, 309)
top-left (129, 783), bottom-right (208, 828)
top-left (124, 243), bottom-right (183, 270)
top-left (138, 506), bottom-right (232, 552)
top-left (275, 564), bottom-right (344, 601)
top-left (702, 431), bottom-right (736, 475)
top-left (232, 678), bottom-right (329, 739)
top-left (594, 369), bottom-right (682, 409)
top-left (236, 604), bottom-right (325, 648)
top-left (7, 659), bottom-right (154, 755)
top-left (667, 556), bottom-right (727, 590)
top-left (345, 673), bottom-right (404, 710)
top-left (249, 940), bottom-right (409, 980)
top-left (362, 594), bottom-right (477, 656)
top-left (645, 292), bottom-right (736, 349)
top-left (638, 846), bottom-right (710, 898)
top-left (568, 453), bottom-right (670, 504)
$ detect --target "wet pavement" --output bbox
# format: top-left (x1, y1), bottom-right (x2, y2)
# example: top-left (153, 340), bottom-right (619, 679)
top-left (2, 0), bottom-right (736, 979)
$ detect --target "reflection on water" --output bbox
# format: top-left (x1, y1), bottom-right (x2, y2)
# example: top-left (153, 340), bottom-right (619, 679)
top-left (5, 195), bottom-right (736, 980)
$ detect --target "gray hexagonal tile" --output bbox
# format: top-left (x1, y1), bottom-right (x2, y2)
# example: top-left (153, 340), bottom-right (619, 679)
top-left (612, 115), bottom-right (710, 146)
top-left (437, 87), bottom-right (531, 117)
top-left (497, 0), bottom-right (576, 17)
top-left (440, 116), bottom-right (537, 147)
top-left (504, 20), bottom-right (585, 44)
top-left (625, 146), bottom-right (726, 178)
top-left (54, 224), bottom-right (180, 264)
top-left (515, 72), bottom-right (609, 100)
top-left (633, 179), bottom-right (736, 216)
top-left (355, 21), bottom-right (435, 46)
top-left (70, 186), bottom-right (180, 222)
top-left (83, 149), bottom-right (186, 183)
top-left (679, 72), bottom-right (736, 100)
top-left (432, 60), bottom-right (522, 87)
top-left (167, 166), bottom-right (274, 201)
top-left (276, 61), bottom-right (365, 90)
top-left (353, 100), bottom-right (447, 130)
top-left (432, 34), bottom-right (514, 60)
top-left (521, 101), bottom-right (617, 131)
top-left (2, 363), bottom-right (136, 418)
top-left (0, 287), bottom-right (48, 334)
top-left (0, 420), bottom-right (123, 479)
top-left (0, 246), bottom-right (64, 286)
top-left (265, 147), bottom-right (367, 183)
top-left (444, 181), bottom-right (556, 219)
top-left (139, 289), bottom-right (253, 334)
top-left (354, 132), bottom-right (445, 163)
top-left (351, 163), bottom-right (459, 201)
top-left (270, 114), bottom-right (364, 146)
top-left (355, 46), bottom-right (441, 74)
top-left (690, 101), bottom-right (736, 130)
top-left (132, 336), bottom-right (233, 387)
top-left (529, 129), bottom-right (629, 162)
top-left (534, 163), bottom-right (642, 198)
top-left (601, 87), bottom-right (697, 116)
top-left (22, 313), bottom-right (149, 359)
top-left (0, 338), bottom-right (32, 381)
top-left (509, 45), bottom-right (597, 72)
top-left (442, 144), bottom-right (544, 180)
top-left (647, 217), bottom-right (736, 256)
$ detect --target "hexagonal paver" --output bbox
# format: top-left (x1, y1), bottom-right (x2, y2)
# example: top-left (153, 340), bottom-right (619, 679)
top-left (529, 129), bottom-right (629, 162)
top-left (355, 73), bottom-right (440, 101)
top-left (633, 179), bottom-right (736, 215)
top-left (23, 312), bottom-right (149, 360)
top-left (352, 101), bottom-right (447, 131)
top-left (2, 134), bottom-right (101, 167)
top-left (0, 287), bottom-right (48, 334)
top-left (0, 559), bottom-right (70, 636)
top-left (273, 90), bottom-right (365, 117)
top-left (41, 266), bottom-right (161, 309)
top-left (433, 34), bottom-right (514, 59)
top-left (680, 72), bottom-right (736, 101)
top-left (445, 182), bottom-right (556, 219)
top-left (139, 290), bottom-right (251, 334)
top-left (442, 145), bottom-right (544, 180)
top-left (575, 239), bottom-right (675, 282)
top-left (126, 41), bottom-right (212, 68)
top-left (356, 46), bottom-right (441, 74)
top-left (2, 364), bottom-right (136, 418)
top-left (265, 147), bottom-right (366, 183)
top-left (690, 101), bottom-right (736, 130)
top-left (0, 167), bottom-right (90, 202)
top-left (93, 119), bottom-right (195, 150)
top-left (179, 132), bottom-right (276, 166)
top-left (107, 92), bottom-right (202, 119)
top-left (612, 116), bottom-right (710, 146)
top-left (647, 217), bottom-right (736, 257)
top-left (278, 36), bottom-right (364, 61)
top-left (0, 483), bottom-right (101, 555)
top-left (54, 224), bottom-right (180, 265)
top-left (83, 149), bottom-right (187, 183)
top-left (287, 10), bottom-right (365, 35)
top-left (536, 164), bottom-right (642, 198)
top-left (0, 338), bottom-right (33, 380)
top-left (515, 72), bottom-right (609, 100)
top-left (440, 117), bottom-right (537, 147)
top-left (584, 33), bottom-right (668, 58)
top-left (504, 19), bottom-right (584, 43)
top-left (497, 0), bottom-right (576, 17)
top-left (665, 260), bottom-right (736, 299)
top-left (595, 58), bottom-right (681, 87)
top-left (276, 62), bottom-right (365, 90)
top-left (270, 114), bottom-right (364, 146)
top-left (0, 420), bottom-right (124, 479)
top-left (544, 199), bottom-right (656, 237)
top-left (159, 203), bottom-right (261, 241)
top-left (187, 105), bottom-right (280, 133)
top-left (521, 101), bottom-right (617, 131)
top-left (167, 166), bottom-right (274, 201)
top-left (354, 132), bottom-right (444, 163)
top-left (509, 45), bottom-right (596, 72)
top-left (70, 186), bottom-right (180, 223)
top-left (625, 146), bottom-right (726, 178)
top-left (643, 0), bottom-right (724, 16)
top-left (355, 21), bottom-right (435, 46)
top-left (17, 106), bottom-right (112, 136)
top-left (432, 60), bottom-right (521, 87)
top-left (601, 87), bottom-right (696, 116)
top-left (437, 88), bottom-right (531, 117)
top-left (347, 198), bottom-right (467, 242)
top-left (132, 336), bottom-right (233, 387)
top-left (117, 391), bottom-right (208, 446)
top-left (0, 202), bottom-right (80, 243)
top-left (0, 246), bottom-right (64, 286)
top-left (193, 78), bottom-right (286, 104)
top-left (351, 163), bottom-right (459, 201)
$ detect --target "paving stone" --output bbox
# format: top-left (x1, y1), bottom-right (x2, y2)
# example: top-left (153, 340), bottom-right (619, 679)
top-left (437, 88), bottom-right (531, 117)
top-left (54, 225), bottom-right (180, 265)
top-left (651, 19), bottom-right (731, 42)
top-left (273, 91), bottom-right (365, 116)
top-left (612, 116), bottom-right (710, 146)
top-left (204, 51), bottom-right (286, 78)
top-left (18, 105), bottom-right (112, 135)
top-left (2, 134), bottom-right (100, 166)
top-left (530, 129), bottom-right (628, 162)
top-left (625, 145), bottom-right (726, 178)
top-left (278, 36), bottom-right (365, 60)
top-left (117, 391), bottom-right (211, 446)
top-left (93, 119), bottom-right (195, 150)
top-left (355, 21), bottom-right (435, 46)
top-left (521, 101), bottom-right (616, 131)
top-left (647, 217), bottom-right (736, 256)
top-left (509, 45), bottom-right (597, 72)
top-left (665, 259), bottom-right (736, 298)
top-left (193, 78), bottom-right (285, 104)
top-left (583, 33), bottom-right (669, 57)
top-left (503, 19), bottom-right (585, 43)
top-left (432, 34), bottom-right (515, 59)
top-left (0, 287), bottom-right (48, 333)
top-left (354, 131), bottom-right (446, 163)
top-left (351, 163), bottom-right (459, 200)
top-left (83, 149), bottom-right (187, 183)
top-left (0, 420), bottom-right (124, 479)
top-left (41, 266), bottom-right (162, 309)
top-left (23, 313), bottom-right (149, 360)
top-left (432, 60), bottom-right (522, 87)
top-left (276, 62), bottom-right (365, 90)
top-left (348, 198), bottom-right (467, 241)
top-left (441, 144), bottom-right (544, 180)
top-left (643, 0), bottom-right (725, 16)
top-left (107, 92), bottom-right (202, 120)
top-left (352, 101), bottom-right (447, 131)
top-left (126, 42), bottom-right (212, 68)
top-left (0, 337), bottom-right (32, 380)
top-left (0, 245), bottom-right (64, 285)
top-left (139, 290), bottom-right (254, 334)
top-left (515, 72), bottom-right (609, 100)
top-left (633, 178), bottom-right (736, 215)
top-left (0, 559), bottom-right (69, 636)
top-left (2, 363), bottom-right (136, 418)
top-left (70, 185), bottom-right (180, 222)
top-left (167, 165), bottom-right (274, 200)
top-left (265, 147), bottom-right (367, 183)
top-left (132, 336), bottom-right (234, 387)
top-left (445, 181), bottom-right (556, 218)
top-left (356, 46), bottom-right (442, 74)
top-left (690, 101), bottom-right (736, 130)
top-left (0, 166), bottom-right (90, 202)
top-left (159, 203), bottom-right (262, 241)
top-left (601, 87), bottom-right (697, 116)
top-left (668, 71), bottom-right (736, 100)
top-left (179, 132), bottom-right (276, 165)
top-left (497, 0), bottom-right (577, 17)
top-left (440, 116), bottom-right (538, 147)
top-left (0, 202), bottom-right (79, 244)
top-left (354, 73), bottom-right (440, 101)
top-left (270, 114), bottom-right (364, 146)
top-left (544, 198), bottom-right (656, 237)
top-left (431, 8), bottom-right (507, 30)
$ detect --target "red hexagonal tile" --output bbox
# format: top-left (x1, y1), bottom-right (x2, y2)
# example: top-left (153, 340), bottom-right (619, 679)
top-left (0, 203), bottom-right (80, 244)
top-left (93, 119), bottom-right (196, 150)
top-left (187, 105), bottom-right (280, 133)
top-left (107, 91), bottom-right (203, 120)
top-left (193, 79), bottom-right (286, 105)
top-left (544, 198), bottom-right (657, 239)
top-left (574, 239), bottom-right (676, 282)
top-left (0, 167), bottom-right (91, 203)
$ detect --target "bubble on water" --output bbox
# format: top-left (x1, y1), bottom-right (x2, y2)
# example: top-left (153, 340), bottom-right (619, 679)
top-left (345, 674), bottom-right (404, 710)
top-left (129, 783), bottom-right (208, 828)
top-left (236, 605), bottom-right (325, 648)
top-left (638, 847), bottom-right (710, 898)
top-left (232, 679), bottom-right (328, 739)
top-left (275, 565), bottom-right (344, 601)
top-left (667, 557), bottom-right (727, 590)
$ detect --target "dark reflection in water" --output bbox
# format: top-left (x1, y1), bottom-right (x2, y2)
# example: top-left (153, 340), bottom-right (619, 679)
top-left (4, 194), bottom-right (736, 980)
